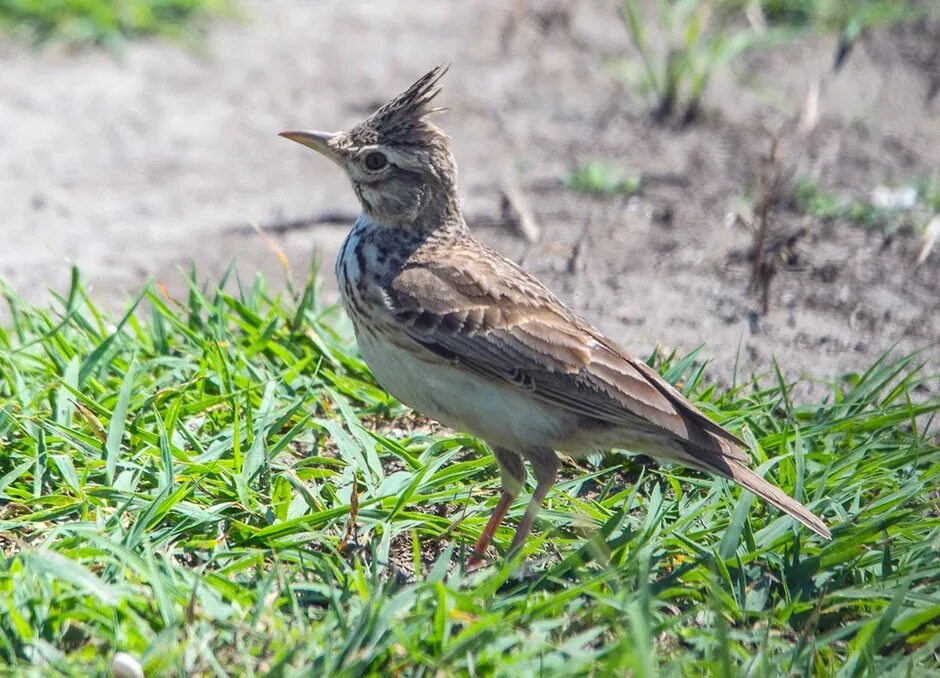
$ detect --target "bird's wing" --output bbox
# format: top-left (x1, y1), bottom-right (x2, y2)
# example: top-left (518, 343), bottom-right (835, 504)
top-left (384, 246), bottom-right (748, 461)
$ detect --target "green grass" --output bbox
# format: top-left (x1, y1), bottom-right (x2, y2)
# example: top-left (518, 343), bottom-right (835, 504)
top-left (1, 269), bottom-right (939, 675)
top-left (720, 0), bottom-right (926, 35)
top-left (919, 177), bottom-right (940, 214)
top-left (792, 177), bottom-right (939, 235)
top-left (562, 161), bottom-right (643, 196)
top-left (614, 0), bottom-right (797, 123)
top-left (612, 0), bottom-right (930, 123)
top-left (0, 0), bottom-right (231, 47)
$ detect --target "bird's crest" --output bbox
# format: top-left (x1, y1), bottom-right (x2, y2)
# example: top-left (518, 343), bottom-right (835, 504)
top-left (345, 65), bottom-right (449, 148)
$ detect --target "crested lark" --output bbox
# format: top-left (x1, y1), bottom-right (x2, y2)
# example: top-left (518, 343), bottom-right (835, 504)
top-left (280, 66), bottom-right (831, 561)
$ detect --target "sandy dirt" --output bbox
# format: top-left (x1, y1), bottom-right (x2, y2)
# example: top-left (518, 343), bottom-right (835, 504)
top-left (1, 0), bottom-right (938, 392)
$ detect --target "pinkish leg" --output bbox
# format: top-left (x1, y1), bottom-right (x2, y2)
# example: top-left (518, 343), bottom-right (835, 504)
top-left (469, 491), bottom-right (514, 565)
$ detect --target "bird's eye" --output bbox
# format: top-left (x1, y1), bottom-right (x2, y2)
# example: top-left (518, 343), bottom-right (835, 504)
top-left (363, 151), bottom-right (388, 171)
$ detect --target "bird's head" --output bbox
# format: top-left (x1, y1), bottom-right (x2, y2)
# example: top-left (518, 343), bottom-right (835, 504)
top-left (280, 65), bottom-right (459, 228)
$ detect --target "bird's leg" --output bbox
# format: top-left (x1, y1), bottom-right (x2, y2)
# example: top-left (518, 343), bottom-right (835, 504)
top-left (509, 450), bottom-right (560, 555)
top-left (469, 447), bottom-right (525, 565)
top-left (469, 491), bottom-right (513, 563)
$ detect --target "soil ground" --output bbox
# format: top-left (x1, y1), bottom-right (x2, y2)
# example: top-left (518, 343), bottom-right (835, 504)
top-left (1, 0), bottom-right (938, 393)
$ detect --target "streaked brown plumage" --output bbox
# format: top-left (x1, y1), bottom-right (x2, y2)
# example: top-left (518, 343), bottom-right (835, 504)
top-left (280, 66), bottom-right (831, 560)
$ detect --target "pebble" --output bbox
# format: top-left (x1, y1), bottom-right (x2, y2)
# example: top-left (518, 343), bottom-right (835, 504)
top-left (111, 652), bottom-right (145, 678)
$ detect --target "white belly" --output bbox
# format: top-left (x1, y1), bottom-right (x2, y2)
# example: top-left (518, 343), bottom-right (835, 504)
top-left (356, 327), bottom-right (579, 453)
top-left (336, 219), bottom-right (585, 454)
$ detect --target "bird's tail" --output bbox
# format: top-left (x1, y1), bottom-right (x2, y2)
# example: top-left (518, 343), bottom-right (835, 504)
top-left (720, 457), bottom-right (830, 539)
top-left (677, 441), bottom-right (831, 539)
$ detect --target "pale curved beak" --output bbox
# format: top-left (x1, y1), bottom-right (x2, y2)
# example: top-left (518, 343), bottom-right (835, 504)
top-left (279, 130), bottom-right (341, 163)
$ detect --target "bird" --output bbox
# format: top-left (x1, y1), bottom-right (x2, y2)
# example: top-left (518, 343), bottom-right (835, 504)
top-left (279, 65), bottom-right (831, 562)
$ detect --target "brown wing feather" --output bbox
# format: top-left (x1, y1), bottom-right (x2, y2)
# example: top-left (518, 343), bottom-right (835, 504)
top-left (388, 247), bottom-right (747, 459)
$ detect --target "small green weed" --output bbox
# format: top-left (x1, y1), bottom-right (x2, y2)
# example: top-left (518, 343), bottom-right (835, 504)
top-left (918, 176), bottom-right (940, 213)
top-left (724, 0), bottom-right (924, 34)
top-left (562, 160), bottom-right (643, 196)
top-left (718, 0), bottom-right (927, 68)
top-left (793, 176), bottom-right (939, 234)
top-left (614, 0), bottom-right (794, 123)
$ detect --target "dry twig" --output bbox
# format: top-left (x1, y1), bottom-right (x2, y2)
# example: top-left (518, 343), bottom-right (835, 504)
top-left (748, 126), bottom-right (797, 314)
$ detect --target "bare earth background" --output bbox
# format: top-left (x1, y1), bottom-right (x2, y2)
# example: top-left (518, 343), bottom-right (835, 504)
top-left (1, 0), bottom-right (937, 390)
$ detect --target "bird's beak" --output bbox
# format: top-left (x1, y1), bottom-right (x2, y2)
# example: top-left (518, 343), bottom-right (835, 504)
top-left (278, 130), bottom-right (341, 164)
